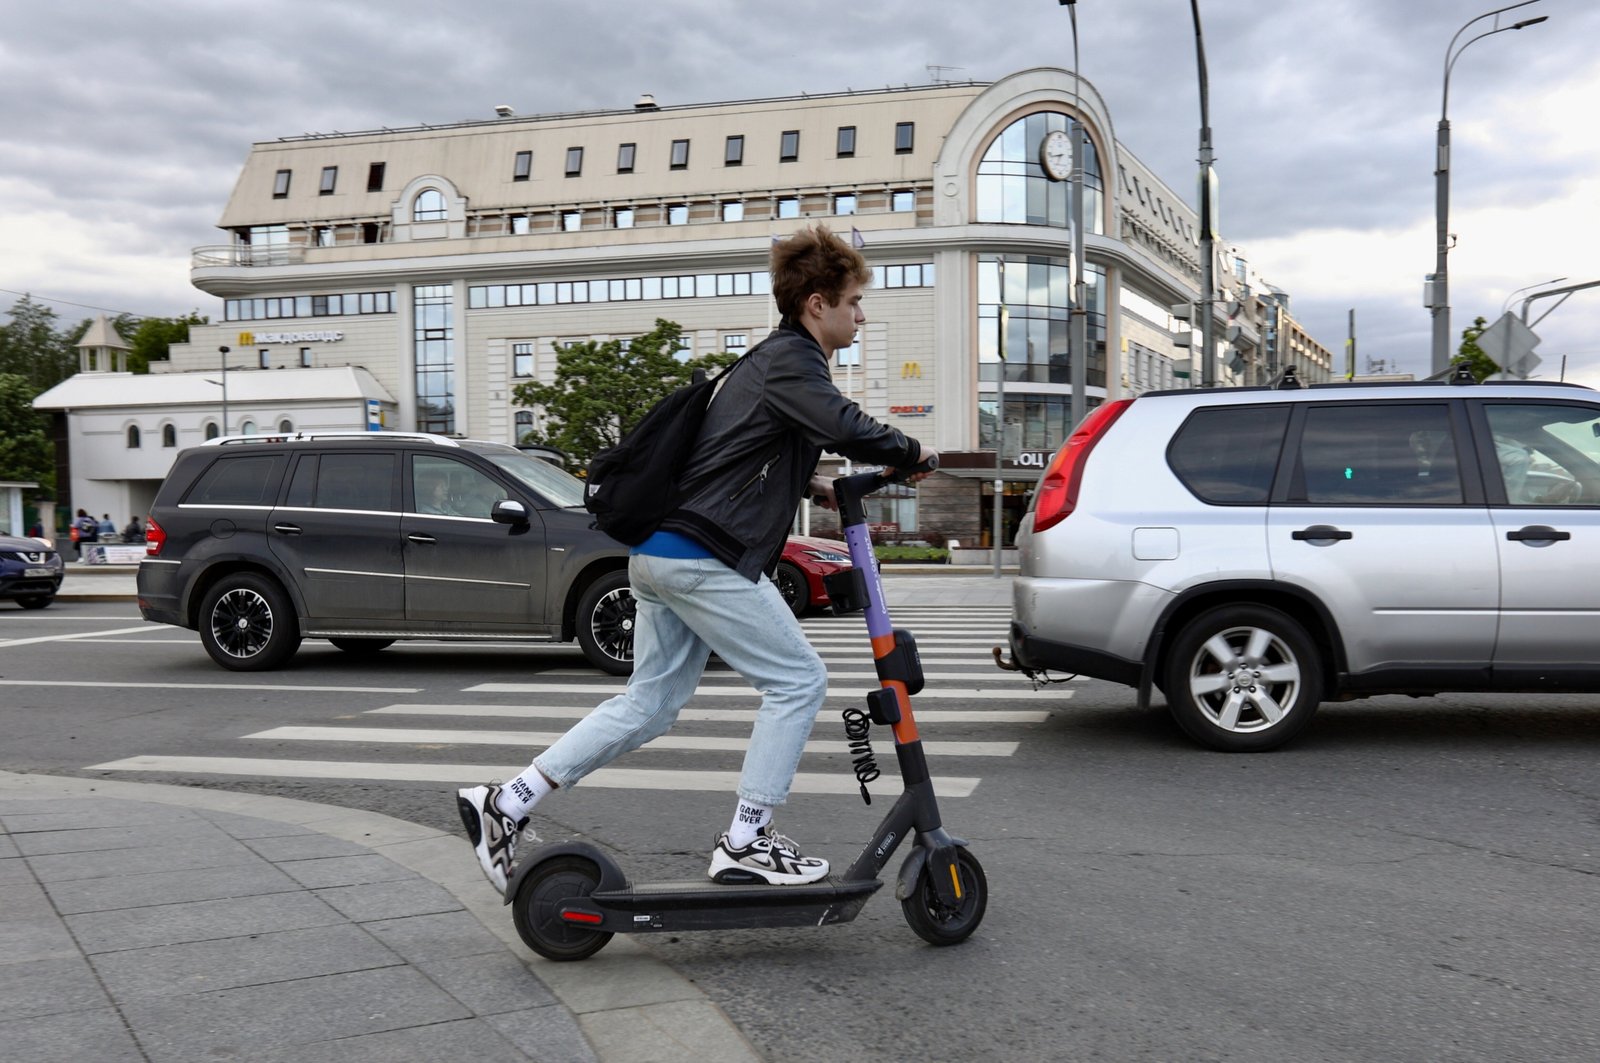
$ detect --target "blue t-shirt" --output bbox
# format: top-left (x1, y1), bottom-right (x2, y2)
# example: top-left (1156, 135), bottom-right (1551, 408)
top-left (632, 529), bottom-right (713, 558)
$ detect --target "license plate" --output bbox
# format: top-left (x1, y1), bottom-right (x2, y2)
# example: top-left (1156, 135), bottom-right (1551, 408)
top-left (24, 567), bottom-right (54, 577)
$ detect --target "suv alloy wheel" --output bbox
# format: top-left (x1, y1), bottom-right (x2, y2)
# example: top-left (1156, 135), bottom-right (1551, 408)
top-left (1161, 604), bottom-right (1324, 752)
top-left (198, 572), bottom-right (302, 671)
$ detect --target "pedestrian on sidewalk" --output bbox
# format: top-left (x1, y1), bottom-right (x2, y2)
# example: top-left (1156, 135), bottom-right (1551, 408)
top-left (458, 224), bottom-right (938, 893)
top-left (98, 514), bottom-right (117, 540)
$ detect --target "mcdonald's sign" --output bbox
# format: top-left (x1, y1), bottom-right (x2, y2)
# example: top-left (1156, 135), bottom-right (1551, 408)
top-left (900, 360), bottom-right (923, 378)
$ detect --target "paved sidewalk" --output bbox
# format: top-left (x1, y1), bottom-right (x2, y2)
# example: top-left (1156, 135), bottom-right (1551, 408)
top-left (0, 772), bottom-right (759, 1063)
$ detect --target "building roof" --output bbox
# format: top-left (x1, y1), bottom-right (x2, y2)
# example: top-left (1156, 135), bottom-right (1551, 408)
top-left (76, 315), bottom-right (129, 351)
top-left (31, 365), bottom-right (395, 411)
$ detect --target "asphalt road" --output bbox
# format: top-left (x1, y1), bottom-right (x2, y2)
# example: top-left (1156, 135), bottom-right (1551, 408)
top-left (4, 598), bottom-right (1599, 1061)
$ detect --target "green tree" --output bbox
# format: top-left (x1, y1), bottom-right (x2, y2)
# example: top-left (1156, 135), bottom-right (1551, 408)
top-left (0, 295), bottom-right (74, 392)
top-left (1450, 315), bottom-right (1499, 382)
top-left (115, 311), bottom-right (208, 373)
top-left (0, 373), bottom-right (55, 494)
top-left (510, 319), bottom-right (736, 468)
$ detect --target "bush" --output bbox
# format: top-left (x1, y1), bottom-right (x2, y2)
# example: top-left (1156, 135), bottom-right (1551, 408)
top-left (874, 544), bottom-right (948, 564)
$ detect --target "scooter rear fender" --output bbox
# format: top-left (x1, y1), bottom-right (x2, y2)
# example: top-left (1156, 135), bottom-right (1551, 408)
top-left (503, 841), bottom-right (627, 905)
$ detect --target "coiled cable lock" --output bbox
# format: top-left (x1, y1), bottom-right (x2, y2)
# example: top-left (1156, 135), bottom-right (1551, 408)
top-left (841, 706), bottom-right (879, 805)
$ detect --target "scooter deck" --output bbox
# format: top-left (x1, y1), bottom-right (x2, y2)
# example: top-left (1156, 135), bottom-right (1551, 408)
top-left (574, 877), bottom-right (883, 933)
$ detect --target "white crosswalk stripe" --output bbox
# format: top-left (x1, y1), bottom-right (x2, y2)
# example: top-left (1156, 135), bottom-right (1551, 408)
top-left (86, 605), bottom-right (1052, 797)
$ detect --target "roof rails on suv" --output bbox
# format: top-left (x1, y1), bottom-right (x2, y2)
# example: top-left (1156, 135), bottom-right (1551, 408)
top-left (203, 431), bottom-right (464, 447)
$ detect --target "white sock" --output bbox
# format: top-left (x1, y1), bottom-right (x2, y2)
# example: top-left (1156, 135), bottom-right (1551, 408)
top-left (727, 800), bottom-right (772, 848)
top-left (498, 766), bottom-right (554, 820)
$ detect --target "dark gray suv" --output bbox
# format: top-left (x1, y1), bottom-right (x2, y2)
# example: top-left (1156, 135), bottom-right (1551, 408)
top-left (137, 432), bottom-right (634, 673)
top-left (1008, 373), bottom-right (1600, 752)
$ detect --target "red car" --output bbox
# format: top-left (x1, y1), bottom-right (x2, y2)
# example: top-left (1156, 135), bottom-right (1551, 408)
top-left (776, 535), bottom-right (852, 616)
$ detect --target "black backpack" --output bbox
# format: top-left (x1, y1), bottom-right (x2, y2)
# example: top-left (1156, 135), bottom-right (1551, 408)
top-left (584, 358), bottom-right (742, 546)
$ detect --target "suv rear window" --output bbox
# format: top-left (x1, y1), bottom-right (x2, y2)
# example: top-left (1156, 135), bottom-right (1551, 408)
top-left (183, 455), bottom-right (285, 506)
top-left (1169, 405), bottom-right (1289, 503)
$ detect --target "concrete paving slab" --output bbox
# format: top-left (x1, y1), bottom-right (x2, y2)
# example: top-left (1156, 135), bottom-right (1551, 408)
top-left (91, 922), bottom-right (402, 1000)
top-left (311, 876), bottom-right (463, 922)
top-left (0, 954), bottom-right (110, 1021)
top-left (114, 965), bottom-right (471, 1062)
top-left (42, 860), bottom-right (304, 915)
top-left (0, 1005), bottom-right (145, 1062)
top-left (63, 889), bottom-right (345, 954)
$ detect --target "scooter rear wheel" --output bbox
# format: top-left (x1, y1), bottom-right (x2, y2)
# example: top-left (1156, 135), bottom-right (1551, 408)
top-left (511, 856), bottom-right (613, 961)
top-left (901, 848), bottom-right (987, 946)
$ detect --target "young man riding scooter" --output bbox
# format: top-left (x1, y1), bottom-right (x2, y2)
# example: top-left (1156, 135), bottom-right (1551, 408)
top-left (458, 224), bottom-right (937, 893)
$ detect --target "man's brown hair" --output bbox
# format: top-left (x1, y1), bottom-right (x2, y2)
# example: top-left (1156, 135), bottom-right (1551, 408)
top-left (769, 224), bottom-right (872, 320)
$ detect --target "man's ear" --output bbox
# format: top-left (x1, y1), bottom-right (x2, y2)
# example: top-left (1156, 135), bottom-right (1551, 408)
top-left (801, 291), bottom-right (825, 319)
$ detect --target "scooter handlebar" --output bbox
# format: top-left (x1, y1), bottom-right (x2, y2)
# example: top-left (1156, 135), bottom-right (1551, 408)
top-left (830, 456), bottom-right (938, 525)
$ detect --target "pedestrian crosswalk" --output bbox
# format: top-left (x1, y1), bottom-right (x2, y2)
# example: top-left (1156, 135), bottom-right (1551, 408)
top-left (89, 606), bottom-right (1057, 798)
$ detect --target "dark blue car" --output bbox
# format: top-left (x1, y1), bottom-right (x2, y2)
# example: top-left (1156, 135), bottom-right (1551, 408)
top-left (0, 533), bottom-right (65, 609)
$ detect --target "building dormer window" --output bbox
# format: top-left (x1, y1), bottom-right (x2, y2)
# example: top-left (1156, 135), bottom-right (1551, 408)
top-left (780, 130), bottom-right (800, 162)
top-left (319, 166), bottom-right (337, 195)
top-left (837, 126), bottom-right (856, 157)
top-left (670, 139), bottom-right (690, 170)
top-left (565, 147), bottom-right (583, 177)
top-left (725, 135), bottom-right (744, 166)
top-left (513, 151), bottom-right (532, 181)
top-left (413, 189), bottom-right (447, 222)
top-left (272, 170), bottom-right (291, 198)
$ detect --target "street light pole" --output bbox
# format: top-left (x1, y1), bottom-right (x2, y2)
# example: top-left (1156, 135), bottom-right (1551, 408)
top-left (1430, 1), bottom-right (1549, 376)
top-left (1063, 0), bottom-right (1088, 429)
top-left (1189, 0), bottom-right (1217, 388)
top-left (217, 345), bottom-right (230, 432)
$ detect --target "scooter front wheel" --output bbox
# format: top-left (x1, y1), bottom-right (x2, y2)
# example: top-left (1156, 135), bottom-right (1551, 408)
top-left (901, 847), bottom-right (987, 946)
top-left (511, 856), bottom-right (613, 961)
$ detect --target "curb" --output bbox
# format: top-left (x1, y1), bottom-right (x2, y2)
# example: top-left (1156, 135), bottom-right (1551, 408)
top-left (0, 771), bottom-right (761, 1063)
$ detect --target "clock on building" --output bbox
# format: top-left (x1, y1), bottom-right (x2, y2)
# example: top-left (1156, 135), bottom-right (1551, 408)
top-left (1039, 129), bottom-right (1071, 181)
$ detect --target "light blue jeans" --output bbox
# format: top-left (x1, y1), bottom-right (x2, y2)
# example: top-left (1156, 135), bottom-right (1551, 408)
top-left (534, 553), bottom-right (829, 807)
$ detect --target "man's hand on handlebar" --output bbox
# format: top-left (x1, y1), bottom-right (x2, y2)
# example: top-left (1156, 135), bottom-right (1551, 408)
top-left (808, 474), bottom-right (839, 510)
top-left (895, 445), bottom-right (940, 484)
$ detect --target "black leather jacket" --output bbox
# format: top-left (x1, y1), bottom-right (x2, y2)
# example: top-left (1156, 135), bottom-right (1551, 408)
top-left (659, 320), bottom-right (920, 581)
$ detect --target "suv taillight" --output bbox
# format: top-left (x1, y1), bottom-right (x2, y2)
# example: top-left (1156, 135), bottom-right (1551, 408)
top-left (144, 516), bottom-right (165, 557)
top-left (1032, 399), bottom-right (1134, 534)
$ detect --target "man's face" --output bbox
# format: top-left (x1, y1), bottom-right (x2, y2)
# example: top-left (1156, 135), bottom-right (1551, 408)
top-left (810, 281), bottom-right (866, 353)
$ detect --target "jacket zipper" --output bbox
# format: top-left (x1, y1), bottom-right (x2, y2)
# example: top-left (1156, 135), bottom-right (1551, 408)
top-left (729, 451), bottom-right (782, 501)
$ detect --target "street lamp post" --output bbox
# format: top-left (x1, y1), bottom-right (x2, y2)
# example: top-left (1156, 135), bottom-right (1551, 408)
top-left (1430, 1), bottom-right (1549, 376)
top-left (1062, 0), bottom-right (1089, 429)
top-left (217, 346), bottom-right (230, 433)
top-left (1189, 0), bottom-right (1217, 388)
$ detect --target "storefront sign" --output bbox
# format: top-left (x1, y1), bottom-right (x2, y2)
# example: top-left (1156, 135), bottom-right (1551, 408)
top-left (889, 404), bottom-right (933, 416)
top-left (1010, 451), bottom-right (1052, 469)
top-left (238, 330), bottom-right (344, 344)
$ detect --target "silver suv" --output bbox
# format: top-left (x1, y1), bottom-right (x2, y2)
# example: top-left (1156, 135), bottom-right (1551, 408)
top-left (1008, 372), bottom-right (1600, 751)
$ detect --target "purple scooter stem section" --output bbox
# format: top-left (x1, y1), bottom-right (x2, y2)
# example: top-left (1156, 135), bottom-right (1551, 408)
top-left (843, 521), bottom-right (892, 638)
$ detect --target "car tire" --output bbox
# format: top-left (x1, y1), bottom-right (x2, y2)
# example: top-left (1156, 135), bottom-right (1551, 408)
top-left (14, 594), bottom-right (54, 610)
top-left (198, 572), bottom-right (301, 671)
top-left (576, 570), bottom-right (635, 676)
top-left (773, 561), bottom-right (809, 618)
top-left (328, 637), bottom-right (396, 657)
top-left (1162, 604), bottom-right (1322, 752)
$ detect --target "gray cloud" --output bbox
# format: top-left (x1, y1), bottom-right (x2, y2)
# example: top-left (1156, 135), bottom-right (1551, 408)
top-left (5, 0), bottom-right (1596, 375)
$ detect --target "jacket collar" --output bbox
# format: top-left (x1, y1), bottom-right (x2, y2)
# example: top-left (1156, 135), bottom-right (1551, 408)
top-left (777, 316), bottom-right (827, 355)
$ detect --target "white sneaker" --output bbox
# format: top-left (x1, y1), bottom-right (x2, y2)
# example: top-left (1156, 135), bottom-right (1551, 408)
top-left (455, 783), bottom-right (531, 894)
top-left (708, 825), bottom-right (829, 885)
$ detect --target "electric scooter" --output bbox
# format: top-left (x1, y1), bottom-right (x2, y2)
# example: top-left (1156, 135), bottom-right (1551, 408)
top-left (497, 459), bottom-right (987, 961)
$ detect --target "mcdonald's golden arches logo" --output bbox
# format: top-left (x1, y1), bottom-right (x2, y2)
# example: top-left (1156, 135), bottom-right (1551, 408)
top-left (900, 360), bottom-right (922, 378)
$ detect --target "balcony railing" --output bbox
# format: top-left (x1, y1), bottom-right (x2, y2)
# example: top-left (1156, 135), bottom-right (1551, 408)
top-left (192, 245), bottom-right (305, 268)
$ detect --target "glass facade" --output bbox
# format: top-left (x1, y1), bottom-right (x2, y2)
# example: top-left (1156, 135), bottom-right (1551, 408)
top-left (976, 255), bottom-right (1106, 386)
top-left (414, 285), bottom-right (454, 434)
top-left (974, 112), bottom-right (1102, 234)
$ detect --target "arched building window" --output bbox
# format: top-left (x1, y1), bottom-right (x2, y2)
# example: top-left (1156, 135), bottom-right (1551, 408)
top-left (514, 410), bottom-right (534, 442)
top-left (161, 424), bottom-right (177, 447)
top-left (413, 188), bottom-right (447, 222)
top-left (974, 112), bottom-right (1102, 234)
top-left (278, 419), bottom-right (294, 434)
top-left (204, 421), bottom-right (220, 440)
top-left (126, 425), bottom-right (141, 448)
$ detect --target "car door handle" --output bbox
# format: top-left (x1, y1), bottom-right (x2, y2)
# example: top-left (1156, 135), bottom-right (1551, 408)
top-left (407, 533), bottom-right (437, 545)
top-left (1506, 524), bottom-right (1570, 542)
top-left (272, 523), bottom-right (302, 536)
top-left (1291, 524), bottom-right (1353, 541)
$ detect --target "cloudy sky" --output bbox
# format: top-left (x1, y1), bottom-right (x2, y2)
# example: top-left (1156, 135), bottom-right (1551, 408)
top-left (4, 0), bottom-right (1596, 382)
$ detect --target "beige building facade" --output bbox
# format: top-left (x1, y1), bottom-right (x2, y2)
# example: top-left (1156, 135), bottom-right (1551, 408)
top-left (165, 68), bottom-right (1334, 546)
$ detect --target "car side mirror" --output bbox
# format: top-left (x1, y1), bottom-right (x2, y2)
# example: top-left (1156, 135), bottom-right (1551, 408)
top-left (491, 498), bottom-right (529, 525)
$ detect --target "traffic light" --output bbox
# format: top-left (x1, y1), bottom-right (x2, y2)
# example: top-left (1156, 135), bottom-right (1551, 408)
top-left (1170, 302), bottom-right (1196, 348)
